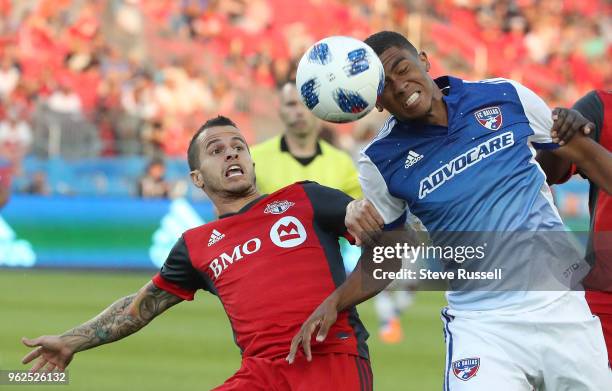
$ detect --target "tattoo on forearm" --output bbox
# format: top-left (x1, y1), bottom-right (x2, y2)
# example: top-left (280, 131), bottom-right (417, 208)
top-left (60, 283), bottom-right (182, 352)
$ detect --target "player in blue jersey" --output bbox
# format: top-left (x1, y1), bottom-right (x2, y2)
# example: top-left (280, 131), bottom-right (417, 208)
top-left (288, 31), bottom-right (612, 390)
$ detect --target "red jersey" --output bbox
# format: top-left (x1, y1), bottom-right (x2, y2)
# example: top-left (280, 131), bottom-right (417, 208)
top-left (152, 182), bottom-right (369, 359)
top-left (557, 90), bottom-right (612, 293)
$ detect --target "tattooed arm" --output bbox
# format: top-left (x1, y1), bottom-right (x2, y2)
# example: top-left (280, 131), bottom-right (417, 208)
top-left (21, 281), bottom-right (182, 372)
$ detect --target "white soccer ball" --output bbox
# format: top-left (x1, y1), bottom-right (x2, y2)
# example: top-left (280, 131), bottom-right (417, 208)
top-left (296, 36), bottom-right (384, 123)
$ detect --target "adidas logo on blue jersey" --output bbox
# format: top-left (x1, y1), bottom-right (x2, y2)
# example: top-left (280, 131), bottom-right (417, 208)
top-left (208, 229), bottom-right (225, 247)
top-left (404, 150), bottom-right (423, 168)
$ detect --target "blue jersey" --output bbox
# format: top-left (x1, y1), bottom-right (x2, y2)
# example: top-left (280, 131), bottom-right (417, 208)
top-left (360, 76), bottom-right (584, 312)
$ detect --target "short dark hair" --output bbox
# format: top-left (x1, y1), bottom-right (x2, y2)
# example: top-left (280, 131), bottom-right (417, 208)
top-left (364, 31), bottom-right (419, 57)
top-left (187, 115), bottom-right (238, 171)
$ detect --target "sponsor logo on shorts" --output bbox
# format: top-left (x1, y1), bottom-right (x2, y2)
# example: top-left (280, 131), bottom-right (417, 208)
top-left (452, 357), bottom-right (480, 381)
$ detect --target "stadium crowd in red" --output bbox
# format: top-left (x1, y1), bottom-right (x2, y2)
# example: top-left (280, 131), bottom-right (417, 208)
top-left (0, 0), bottom-right (608, 169)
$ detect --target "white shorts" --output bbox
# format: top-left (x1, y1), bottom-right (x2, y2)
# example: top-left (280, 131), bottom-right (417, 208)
top-left (441, 292), bottom-right (612, 390)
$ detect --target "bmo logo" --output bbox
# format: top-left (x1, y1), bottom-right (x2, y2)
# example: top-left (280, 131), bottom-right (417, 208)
top-left (270, 216), bottom-right (307, 248)
top-left (209, 238), bottom-right (261, 279)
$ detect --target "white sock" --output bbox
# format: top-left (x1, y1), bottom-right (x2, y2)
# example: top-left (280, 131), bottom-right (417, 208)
top-left (374, 291), bottom-right (397, 326)
top-left (393, 290), bottom-right (415, 314)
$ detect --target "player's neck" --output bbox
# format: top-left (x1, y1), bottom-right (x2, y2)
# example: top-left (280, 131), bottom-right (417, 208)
top-left (212, 189), bottom-right (262, 216)
top-left (284, 132), bottom-right (318, 158)
top-left (424, 91), bottom-right (448, 127)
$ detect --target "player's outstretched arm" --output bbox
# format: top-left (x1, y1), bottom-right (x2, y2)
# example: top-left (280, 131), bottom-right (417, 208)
top-left (286, 256), bottom-right (387, 363)
top-left (536, 108), bottom-right (594, 184)
top-left (345, 199), bottom-right (385, 246)
top-left (551, 133), bottom-right (612, 194)
top-left (21, 281), bottom-right (182, 372)
top-left (549, 107), bottom-right (594, 146)
top-left (287, 228), bottom-right (412, 363)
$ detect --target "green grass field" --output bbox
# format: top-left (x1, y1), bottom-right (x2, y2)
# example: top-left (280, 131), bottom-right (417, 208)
top-left (0, 270), bottom-right (446, 390)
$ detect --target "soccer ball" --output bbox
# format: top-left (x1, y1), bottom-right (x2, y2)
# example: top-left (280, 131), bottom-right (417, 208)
top-left (296, 36), bottom-right (384, 123)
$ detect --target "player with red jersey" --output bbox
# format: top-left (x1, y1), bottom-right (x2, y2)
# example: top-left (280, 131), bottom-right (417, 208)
top-left (20, 116), bottom-right (376, 390)
top-left (537, 89), bottom-right (612, 365)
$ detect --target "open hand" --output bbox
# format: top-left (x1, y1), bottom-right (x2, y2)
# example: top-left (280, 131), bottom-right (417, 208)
top-left (21, 336), bottom-right (74, 373)
top-left (286, 296), bottom-right (339, 364)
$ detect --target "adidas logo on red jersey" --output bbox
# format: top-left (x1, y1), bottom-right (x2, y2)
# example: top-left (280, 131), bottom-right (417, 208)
top-left (208, 229), bottom-right (225, 246)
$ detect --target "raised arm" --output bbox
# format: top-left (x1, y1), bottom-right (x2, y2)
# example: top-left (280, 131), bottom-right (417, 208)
top-left (21, 281), bottom-right (182, 372)
top-left (536, 108), bottom-right (594, 185)
top-left (536, 92), bottom-right (607, 190)
top-left (286, 229), bottom-right (409, 363)
top-left (287, 199), bottom-right (414, 363)
top-left (550, 134), bottom-right (612, 194)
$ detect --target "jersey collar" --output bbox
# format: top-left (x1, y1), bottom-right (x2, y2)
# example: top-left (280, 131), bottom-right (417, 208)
top-left (441, 75), bottom-right (465, 135)
top-left (280, 135), bottom-right (322, 166)
top-left (218, 194), bottom-right (268, 219)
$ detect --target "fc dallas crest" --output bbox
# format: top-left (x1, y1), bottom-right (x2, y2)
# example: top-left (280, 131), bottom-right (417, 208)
top-left (452, 357), bottom-right (480, 381)
top-left (474, 107), bottom-right (503, 131)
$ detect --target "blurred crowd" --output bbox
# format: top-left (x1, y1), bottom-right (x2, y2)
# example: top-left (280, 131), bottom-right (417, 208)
top-left (0, 0), bottom-right (608, 197)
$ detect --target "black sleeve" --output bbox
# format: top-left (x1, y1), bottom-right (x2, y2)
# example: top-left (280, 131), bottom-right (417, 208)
top-left (572, 90), bottom-right (604, 142)
top-left (153, 236), bottom-right (215, 300)
top-left (301, 181), bottom-right (354, 237)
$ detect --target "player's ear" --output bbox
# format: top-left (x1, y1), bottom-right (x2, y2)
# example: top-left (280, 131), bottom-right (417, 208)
top-left (190, 170), bottom-right (205, 189)
top-left (418, 51), bottom-right (430, 72)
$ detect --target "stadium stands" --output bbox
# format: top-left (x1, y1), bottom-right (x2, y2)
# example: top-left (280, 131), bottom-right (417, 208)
top-left (0, 0), bottom-right (608, 197)
top-left (15, 155), bottom-right (197, 198)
